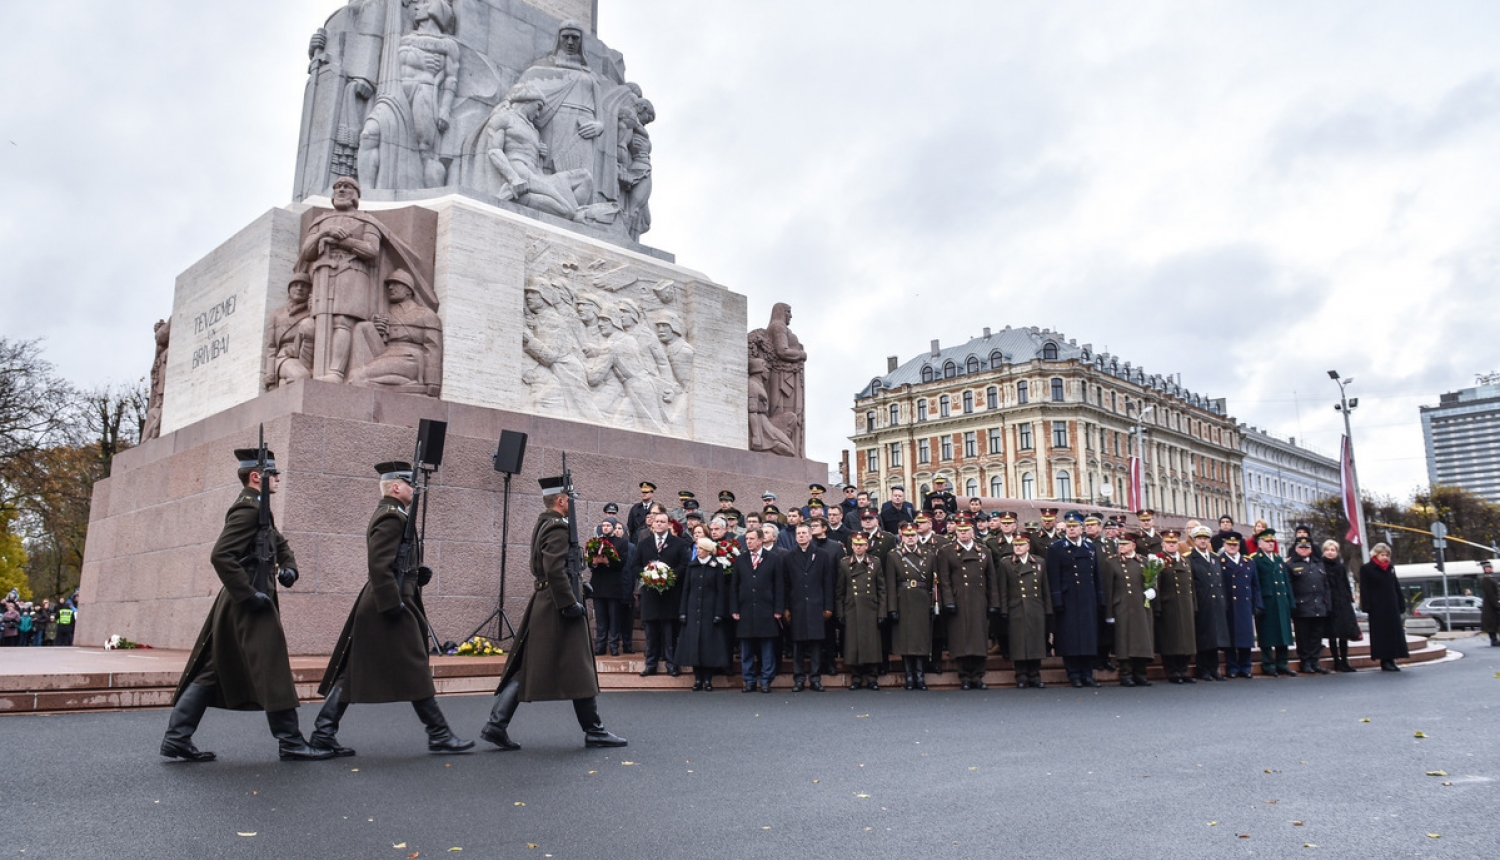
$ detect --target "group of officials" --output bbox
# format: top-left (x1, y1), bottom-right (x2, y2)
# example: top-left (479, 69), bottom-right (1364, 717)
top-left (159, 447), bottom-right (624, 763)
top-left (588, 478), bottom-right (1417, 693)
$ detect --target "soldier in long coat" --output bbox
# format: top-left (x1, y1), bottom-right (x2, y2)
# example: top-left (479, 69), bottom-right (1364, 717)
top-left (836, 535), bottom-right (887, 689)
top-left (1252, 529), bottom-right (1297, 676)
top-left (997, 534), bottom-right (1052, 688)
top-left (1218, 535), bottom-right (1261, 678)
top-left (634, 511), bottom-right (691, 676)
top-left (730, 525), bottom-right (784, 693)
top-left (161, 448), bottom-right (332, 763)
top-left (1047, 512), bottom-right (1105, 687)
top-left (1479, 560), bottom-right (1499, 647)
top-left (937, 522), bottom-right (998, 689)
top-left (479, 476), bottom-right (627, 750)
top-left (677, 538), bottom-right (731, 690)
top-left (782, 522), bottom-right (834, 691)
top-left (1102, 531), bottom-right (1154, 687)
top-left (886, 524), bottom-right (935, 690)
top-left (1287, 538), bottom-right (1332, 674)
top-left (1187, 527), bottom-right (1230, 681)
top-left (1154, 533), bottom-right (1197, 683)
top-left (312, 462), bottom-right (472, 756)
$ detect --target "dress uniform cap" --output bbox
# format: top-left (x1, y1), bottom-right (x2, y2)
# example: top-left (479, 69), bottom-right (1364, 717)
top-left (718, 490), bottom-right (735, 502)
top-left (376, 460), bottom-right (414, 483)
top-left (538, 475), bottom-right (567, 496)
top-left (235, 448), bottom-right (280, 473)
top-left (639, 481), bottom-right (657, 492)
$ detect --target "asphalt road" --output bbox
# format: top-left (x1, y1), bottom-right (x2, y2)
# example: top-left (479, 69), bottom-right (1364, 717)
top-left (2, 640), bottom-right (1497, 860)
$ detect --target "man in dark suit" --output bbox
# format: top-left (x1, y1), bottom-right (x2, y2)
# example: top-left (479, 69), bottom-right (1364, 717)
top-left (730, 525), bottom-right (784, 692)
top-left (634, 510), bottom-right (690, 676)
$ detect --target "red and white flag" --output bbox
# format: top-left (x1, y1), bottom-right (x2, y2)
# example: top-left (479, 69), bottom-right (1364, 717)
top-left (1127, 456), bottom-right (1143, 512)
top-left (1340, 435), bottom-right (1362, 545)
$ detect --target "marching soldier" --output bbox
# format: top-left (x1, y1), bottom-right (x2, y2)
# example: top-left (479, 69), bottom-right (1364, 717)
top-left (479, 475), bottom-right (627, 750)
top-left (1154, 531), bottom-right (1197, 684)
top-left (997, 529), bottom-right (1051, 688)
top-left (312, 462), bottom-right (473, 756)
top-left (1187, 526), bottom-right (1230, 681)
top-left (1046, 511), bottom-right (1104, 687)
top-left (1218, 534), bottom-right (1261, 678)
top-left (836, 535), bottom-right (887, 689)
top-left (936, 521), bottom-right (998, 690)
top-left (1101, 531), bottom-right (1154, 687)
top-left (160, 448), bottom-right (332, 763)
top-left (1251, 528), bottom-right (1296, 676)
top-left (886, 524), bottom-right (936, 690)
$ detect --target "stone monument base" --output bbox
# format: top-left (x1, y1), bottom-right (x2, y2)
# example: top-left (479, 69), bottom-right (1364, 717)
top-left (78, 380), bottom-right (825, 654)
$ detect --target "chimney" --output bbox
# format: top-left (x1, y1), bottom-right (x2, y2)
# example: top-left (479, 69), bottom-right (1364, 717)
top-left (886, 355), bottom-right (899, 373)
top-left (983, 327), bottom-right (991, 338)
top-left (930, 339), bottom-right (941, 357)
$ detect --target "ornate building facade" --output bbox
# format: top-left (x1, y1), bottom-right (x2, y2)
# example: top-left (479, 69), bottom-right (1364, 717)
top-left (850, 326), bottom-right (1243, 518)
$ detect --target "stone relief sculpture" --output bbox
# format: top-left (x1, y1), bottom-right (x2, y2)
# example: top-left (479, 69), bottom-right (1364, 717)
top-left (348, 270), bottom-right (443, 395)
top-left (142, 319), bottom-right (170, 441)
top-left (262, 273), bottom-right (315, 391)
top-left (747, 303), bottom-right (805, 457)
top-left (522, 238), bottom-right (685, 432)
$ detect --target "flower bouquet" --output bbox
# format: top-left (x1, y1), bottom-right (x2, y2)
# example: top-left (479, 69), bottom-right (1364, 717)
top-left (586, 536), bottom-right (621, 566)
top-left (1141, 555), bottom-right (1163, 608)
top-left (640, 560), bottom-right (678, 592)
top-left (452, 636), bottom-right (504, 657)
top-left (713, 539), bottom-right (742, 571)
top-left (104, 634), bottom-right (152, 650)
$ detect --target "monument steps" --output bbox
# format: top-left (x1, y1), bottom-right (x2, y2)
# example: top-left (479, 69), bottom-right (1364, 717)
top-left (0, 636), bottom-right (1450, 714)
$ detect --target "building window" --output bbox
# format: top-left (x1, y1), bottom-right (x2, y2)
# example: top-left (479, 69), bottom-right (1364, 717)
top-left (921, 365), bottom-right (934, 383)
top-left (966, 356), bottom-right (980, 374)
top-left (917, 400), bottom-right (928, 422)
top-left (1043, 342), bottom-right (1059, 361)
top-left (990, 476), bottom-right (1004, 496)
top-left (940, 436), bottom-right (954, 460)
top-left (889, 404), bottom-right (900, 426)
top-left (940, 395), bottom-right (951, 417)
top-left (1051, 378), bottom-right (1064, 402)
top-left (889, 442), bottom-right (903, 468)
top-left (1019, 424), bottom-right (1033, 450)
top-left (868, 449), bottom-right (879, 472)
top-left (986, 386), bottom-right (998, 409)
top-left (988, 428), bottom-right (1003, 455)
top-left (962, 391), bottom-right (973, 414)
top-left (1056, 470), bottom-right (1072, 500)
top-left (964, 431), bottom-right (977, 458)
top-left (1021, 472), bottom-right (1035, 499)
top-left (1052, 421), bottom-right (1068, 449)
top-left (1017, 381), bottom-right (1029, 404)
top-left (918, 439), bottom-right (930, 464)
top-left (865, 410), bottom-right (876, 432)
top-left (944, 360), bottom-right (957, 379)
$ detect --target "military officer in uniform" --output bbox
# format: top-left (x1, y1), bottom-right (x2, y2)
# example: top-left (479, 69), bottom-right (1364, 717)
top-left (161, 448), bottom-right (332, 763)
top-left (1155, 531), bottom-right (1197, 683)
top-left (998, 528), bottom-right (1052, 688)
top-left (480, 476), bottom-right (627, 750)
top-left (1187, 525), bottom-right (1230, 681)
top-left (1047, 511), bottom-right (1104, 687)
top-left (1218, 535), bottom-right (1261, 678)
top-left (922, 476), bottom-right (958, 516)
top-left (937, 520), bottom-right (998, 690)
top-left (715, 490), bottom-right (744, 531)
top-left (312, 462), bottom-right (473, 756)
top-left (626, 481), bottom-right (657, 539)
top-left (886, 524), bottom-right (935, 690)
top-left (1101, 530), bottom-right (1154, 687)
top-left (836, 535), bottom-right (886, 689)
top-left (1252, 528), bottom-right (1296, 676)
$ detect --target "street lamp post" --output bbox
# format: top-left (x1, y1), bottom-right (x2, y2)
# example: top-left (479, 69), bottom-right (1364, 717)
top-left (1328, 371), bottom-right (1370, 564)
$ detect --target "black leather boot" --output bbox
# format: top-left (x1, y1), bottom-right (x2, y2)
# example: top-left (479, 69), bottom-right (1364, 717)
top-left (573, 697), bottom-right (628, 748)
top-left (266, 709), bottom-right (336, 761)
top-left (160, 682), bottom-right (217, 762)
top-left (309, 684), bottom-right (356, 757)
top-left (480, 680), bottom-right (522, 750)
top-left (413, 697), bottom-right (475, 753)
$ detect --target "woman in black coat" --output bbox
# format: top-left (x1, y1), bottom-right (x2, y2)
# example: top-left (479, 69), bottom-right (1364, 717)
top-left (677, 538), bottom-right (731, 690)
top-left (1358, 543), bottom-right (1409, 671)
top-left (1321, 540), bottom-right (1361, 672)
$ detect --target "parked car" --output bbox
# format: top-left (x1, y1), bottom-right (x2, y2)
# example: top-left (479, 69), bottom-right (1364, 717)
top-left (1405, 596), bottom-right (1483, 634)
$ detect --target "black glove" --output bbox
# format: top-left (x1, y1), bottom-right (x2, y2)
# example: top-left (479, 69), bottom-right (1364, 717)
top-left (944, 604), bottom-right (957, 615)
top-left (243, 592), bottom-right (273, 612)
top-left (383, 604), bottom-right (406, 623)
top-left (888, 611), bottom-right (900, 623)
top-left (562, 602), bottom-right (586, 619)
top-left (416, 565), bottom-right (434, 587)
top-left (712, 616), bottom-right (723, 625)
top-left (276, 567), bottom-right (299, 588)
top-left (582, 581), bottom-right (595, 600)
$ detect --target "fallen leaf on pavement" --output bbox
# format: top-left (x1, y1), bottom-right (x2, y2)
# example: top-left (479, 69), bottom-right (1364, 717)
top-left (1426, 770), bottom-right (1449, 777)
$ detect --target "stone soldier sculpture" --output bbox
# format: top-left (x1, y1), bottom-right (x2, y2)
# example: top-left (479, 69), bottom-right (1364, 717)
top-left (311, 461), bottom-right (473, 756)
top-left (160, 448), bottom-right (332, 762)
top-left (479, 475), bottom-right (627, 750)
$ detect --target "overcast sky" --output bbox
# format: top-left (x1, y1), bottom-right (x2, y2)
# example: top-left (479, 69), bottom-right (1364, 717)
top-left (4, 1), bottom-right (1498, 500)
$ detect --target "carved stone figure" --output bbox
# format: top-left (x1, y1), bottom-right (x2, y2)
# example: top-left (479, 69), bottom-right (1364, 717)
top-left (617, 94), bottom-right (654, 240)
top-left (357, 0), bottom-right (461, 190)
top-left (142, 319), bottom-right (170, 441)
top-left (755, 303), bottom-right (806, 457)
top-left (478, 84), bottom-right (611, 223)
top-left (348, 270), bottom-right (443, 396)
top-left (296, 177), bottom-right (439, 384)
top-left (262, 273), bottom-right (315, 391)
